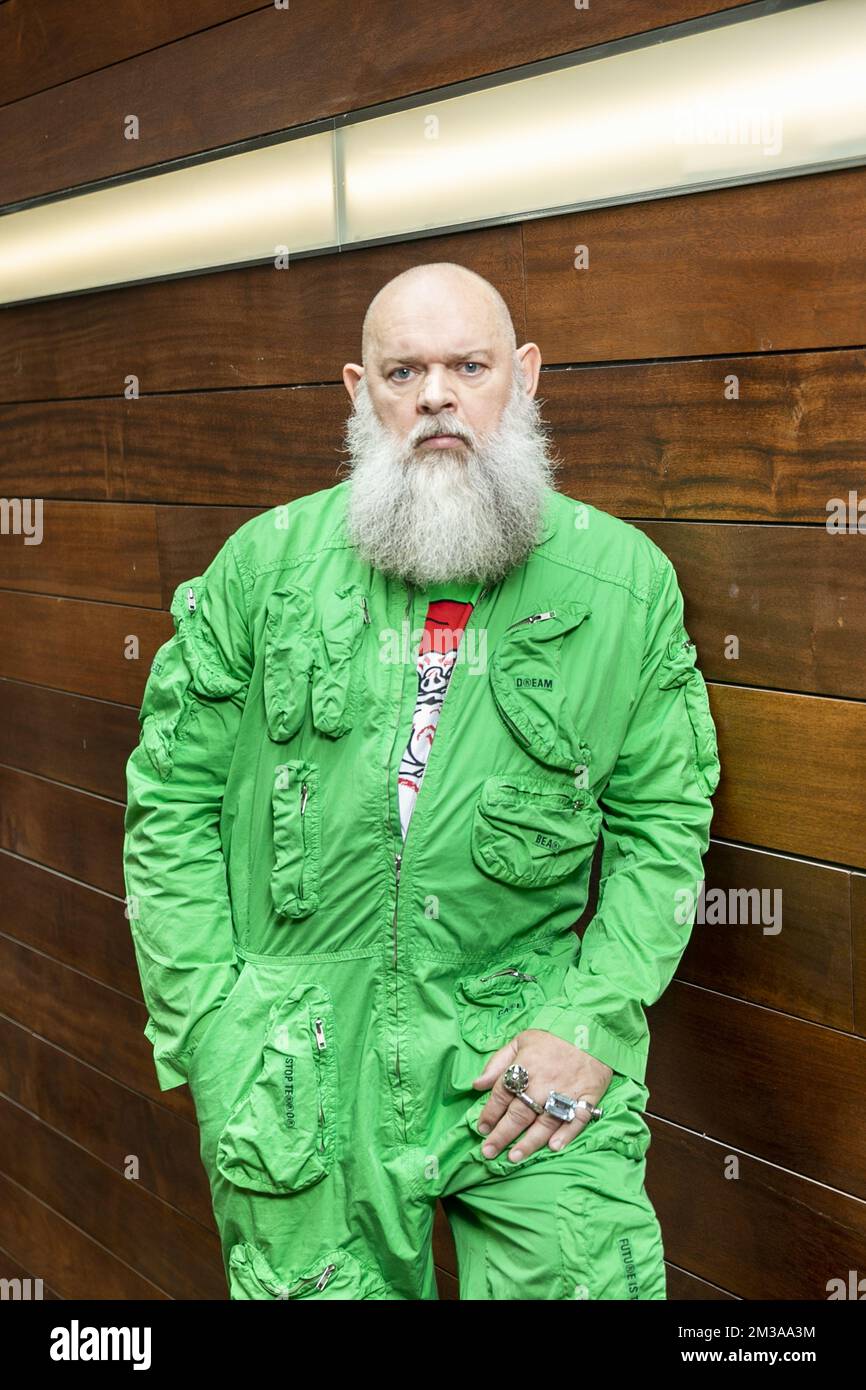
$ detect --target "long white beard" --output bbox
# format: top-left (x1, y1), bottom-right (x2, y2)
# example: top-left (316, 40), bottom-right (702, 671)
top-left (339, 366), bottom-right (560, 588)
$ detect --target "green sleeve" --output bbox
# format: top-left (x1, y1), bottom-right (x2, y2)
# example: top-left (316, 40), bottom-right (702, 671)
top-left (525, 551), bottom-right (721, 1086)
top-left (123, 535), bottom-right (252, 1091)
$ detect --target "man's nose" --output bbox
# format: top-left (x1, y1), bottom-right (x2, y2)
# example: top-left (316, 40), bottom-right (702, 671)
top-left (417, 368), bottom-right (457, 415)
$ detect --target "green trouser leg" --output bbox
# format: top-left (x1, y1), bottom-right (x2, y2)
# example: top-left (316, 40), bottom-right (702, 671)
top-left (441, 1146), bottom-right (667, 1301)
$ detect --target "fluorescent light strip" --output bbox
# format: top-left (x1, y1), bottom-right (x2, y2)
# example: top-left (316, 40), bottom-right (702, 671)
top-left (0, 0), bottom-right (863, 306)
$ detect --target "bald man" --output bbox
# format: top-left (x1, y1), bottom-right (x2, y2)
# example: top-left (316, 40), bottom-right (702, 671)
top-left (123, 261), bottom-right (720, 1300)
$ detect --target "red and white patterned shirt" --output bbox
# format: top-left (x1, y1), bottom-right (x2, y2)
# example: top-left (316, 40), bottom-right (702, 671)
top-left (398, 596), bottom-right (474, 840)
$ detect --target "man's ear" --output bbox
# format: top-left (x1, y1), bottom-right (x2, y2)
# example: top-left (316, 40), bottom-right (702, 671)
top-left (515, 343), bottom-right (542, 397)
top-left (343, 363), bottom-right (364, 402)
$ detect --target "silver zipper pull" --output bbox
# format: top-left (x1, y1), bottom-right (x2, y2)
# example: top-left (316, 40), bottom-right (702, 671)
top-left (479, 968), bottom-right (539, 981)
top-left (300, 781), bottom-right (309, 815)
top-left (507, 610), bottom-right (555, 630)
top-left (361, 596), bottom-right (370, 624)
top-left (395, 851), bottom-right (402, 885)
top-left (316, 1263), bottom-right (337, 1291)
top-left (314, 1017), bottom-right (326, 1051)
top-left (682, 638), bottom-right (695, 649)
top-left (186, 586), bottom-right (197, 613)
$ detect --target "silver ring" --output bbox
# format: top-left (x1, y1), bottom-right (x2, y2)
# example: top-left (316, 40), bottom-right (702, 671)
top-left (515, 1091), bottom-right (545, 1115)
top-left (502, 1063), bottom-right (530, 1097)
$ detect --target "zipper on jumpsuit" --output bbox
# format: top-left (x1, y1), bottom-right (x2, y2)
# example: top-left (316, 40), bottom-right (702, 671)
top-left (387, 580), bottom-right (491, 1146)
top-left (388, 582), bottom-right (414, 1145)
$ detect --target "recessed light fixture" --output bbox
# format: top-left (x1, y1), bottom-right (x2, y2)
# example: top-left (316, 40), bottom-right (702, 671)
top-left (0, 0), bottom-right (862, 307)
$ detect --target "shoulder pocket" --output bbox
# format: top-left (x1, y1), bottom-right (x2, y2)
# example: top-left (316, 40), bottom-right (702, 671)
top-left (263, 585), bottom-right (318, 741)
top-left (657, 630), bottom-right (720, 797)
top-left (138, 573), bottom-right (245, 779)
top-left (216, 983), bottom-right (336, 1194)
top-left (471, 775), bottom-right (601, 887)
top-left (489, 603), bottom-right (593, 775)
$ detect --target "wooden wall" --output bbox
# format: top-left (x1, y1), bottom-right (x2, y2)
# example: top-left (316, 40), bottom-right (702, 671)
top-left (1, 0), bottom-right (864, 1301)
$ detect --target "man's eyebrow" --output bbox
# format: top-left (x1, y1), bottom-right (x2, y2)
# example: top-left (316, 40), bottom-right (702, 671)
top-left (380, 349), bottom-right (493, 367)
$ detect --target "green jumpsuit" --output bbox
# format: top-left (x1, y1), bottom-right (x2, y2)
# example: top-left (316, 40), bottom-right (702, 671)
top-left (122, 481), bottom-right (720, 1300)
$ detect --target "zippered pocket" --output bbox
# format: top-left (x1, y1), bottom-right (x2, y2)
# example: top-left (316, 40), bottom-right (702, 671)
top-left (490, 602), bottom-right (593, 773)
top-left (215, 983), bottom-right (336, 1194)
top-left (271, 759), bottom-right (320, 919)
top-left (228, 1242), bottom-right (394, 1300)
top-left (657, 630), bottom-right (721, 797)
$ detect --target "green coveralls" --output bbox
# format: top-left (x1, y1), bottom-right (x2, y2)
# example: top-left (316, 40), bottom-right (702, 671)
top-left (123, 481), bottom-right (720, 1300)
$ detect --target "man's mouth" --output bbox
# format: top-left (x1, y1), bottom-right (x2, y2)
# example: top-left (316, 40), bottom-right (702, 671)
top-left (418, 433), bottom-right (468, 449)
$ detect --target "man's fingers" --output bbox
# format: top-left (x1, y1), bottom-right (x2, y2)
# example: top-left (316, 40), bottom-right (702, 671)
top-left (471, 1035), bottom-right (520, 1092)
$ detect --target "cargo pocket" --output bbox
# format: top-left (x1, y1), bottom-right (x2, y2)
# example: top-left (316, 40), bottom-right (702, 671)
top-left (311, 584), bottom-right (370, 738)
top-left (471, 775), bottom-right (602, 886)
top-left (489, 602), bottom-right (593, 775)
top-left (657, 628), bottom-right (721, 797)
top-left (263, 584), bottom-right (318, 741)
top-left (139, 574), bottom-right (247, 780)
top-left (216, 983), bottom-right (336, 1194)
top-left (455, 962), bottom-right (549, 1053)
top-left (228, 1242), bottom-right (393, 1300)
top-left (271, 759), bottom-right (320, 920)
top-left (556, 1178), bottom-right (667, 1300)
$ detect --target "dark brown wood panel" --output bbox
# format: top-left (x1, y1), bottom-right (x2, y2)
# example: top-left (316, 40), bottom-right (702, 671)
top-left (646, 1118), bottom-right (866, 1300)
top-left (0, 227), bottom-right (524, 402)
top-left (0, 932), bottom-right (193, 1122)
top-left (0, 591), bottom-right (170, 702)
top-left (708, 682), bottom-right (866, 870)
top-left (0, 1015), bottom-right (213, 1229)
top-left (0, 766), bottom-right (124, 893)
top-left (853, 874), bottom-right (866, 1037)
top-left (542, 348), bottom-right (866, 522)
top-left (0, 852), bottom-right (139, 998)
top-left (0, 1248), bottom-right (60, 1299)
top-left (0, 1172), bottom-right (166, 1299)
top-left (648, 982), bottom-right (866, 1199)
top-left (0, 0), bottom-right (269, 105)
top-left (3, 339), bottom-right (862, 523)
top-left (0, 0), bottom-right (752, 206)
top-left (524, 167), bottom-right (866, 363)
top-left (0, 680), bottom-right (138, 798)
top-left (0, 1098), bottom-right (225, 1298)
top-left (638, 521), bottom-right (866, 698)
top-left (664, 1266), bottom-right (738, 1300)
top-left (0, 501), bottom-right (161, 601)
top-left (683, 841), bottom-right (854, 1033)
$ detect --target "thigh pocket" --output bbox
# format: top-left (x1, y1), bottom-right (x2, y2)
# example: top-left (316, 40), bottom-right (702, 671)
top-left (215, 983), bottom-right (336, 1194)
top-left (271, 759), bottom-right (320, 920)
top-left (556, 1175), bottom-right (667, 1300)
top-left (228, 1242), bottom-right (393, 1300)
top-left (471, 776), bottom-right (601, 887)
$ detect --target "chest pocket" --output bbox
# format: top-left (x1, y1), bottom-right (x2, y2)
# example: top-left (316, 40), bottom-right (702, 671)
top-left (489, 602), bottom-right (593, 776)
top-left (264, 584), bottom-right (370, 742)
top-left (476, 603), bottom-right (599, 888)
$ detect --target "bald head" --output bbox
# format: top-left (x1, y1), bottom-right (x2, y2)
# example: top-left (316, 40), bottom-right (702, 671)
top-left (361, 262), bottom-right (516, 367)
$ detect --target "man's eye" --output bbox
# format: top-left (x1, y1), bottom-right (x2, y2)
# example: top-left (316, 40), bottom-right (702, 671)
top-left (391, 367), bottom-right (412, 381)
top-left (462, 362), bottom-right (483, 375)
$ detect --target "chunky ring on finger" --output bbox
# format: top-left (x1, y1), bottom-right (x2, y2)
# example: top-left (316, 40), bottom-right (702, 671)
top-left (515, 1091), bottom-right (545, 1115)
top-left (575, 1096), bottom-right (604, 1123)
top-left (544, 1090), bottom-right (581, 1123)
top-left (503, 1063), bottom-right (530, 1097)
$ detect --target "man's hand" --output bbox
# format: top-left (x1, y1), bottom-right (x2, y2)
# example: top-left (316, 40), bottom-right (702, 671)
top-left (471, 1030), bottom-right (614, 1163)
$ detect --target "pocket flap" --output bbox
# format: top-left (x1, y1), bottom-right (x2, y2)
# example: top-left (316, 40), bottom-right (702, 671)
top-left (263, 584), bottom-right (318, 741)
top-left (490, 602), bottom-right (592, 772)
top-left (471, 775), bottom-right (602, 886)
